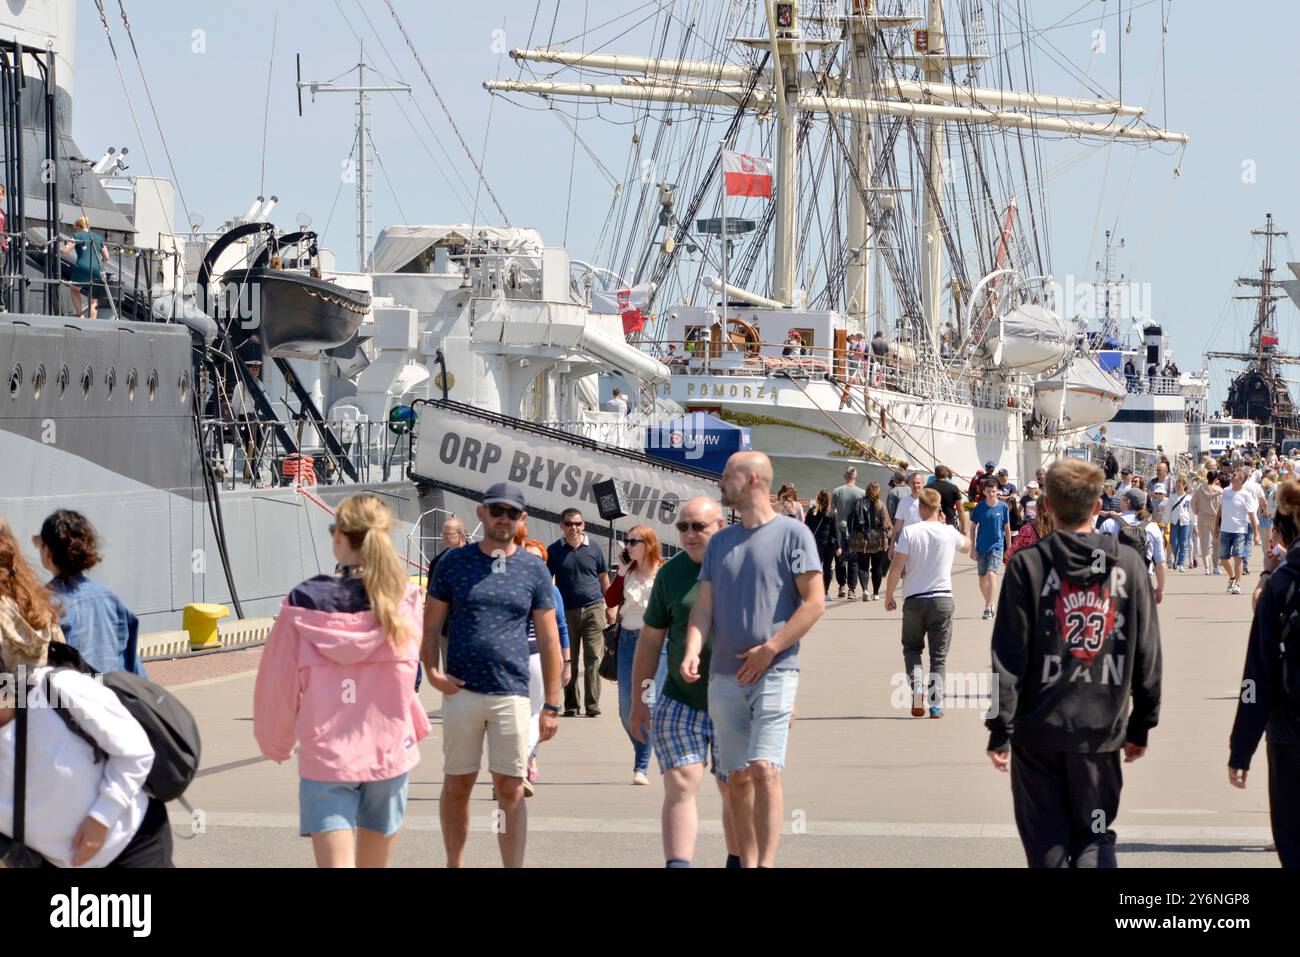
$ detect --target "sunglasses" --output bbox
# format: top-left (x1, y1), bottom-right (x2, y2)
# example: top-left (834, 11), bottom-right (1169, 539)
top-left (488, 504), bottom-right (522, 520)
top-left (624, 538), bottom-right (645, 547)
top-left (328, 523), bottom-right (336, 535)
top-left (562, 520), bottom-right (584, 528)
top-left (676, 520), bottom-right (715, 533)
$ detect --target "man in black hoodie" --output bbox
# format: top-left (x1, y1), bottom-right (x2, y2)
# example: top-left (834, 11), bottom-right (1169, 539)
top-left (986, 458), bottom-right (1162, 867)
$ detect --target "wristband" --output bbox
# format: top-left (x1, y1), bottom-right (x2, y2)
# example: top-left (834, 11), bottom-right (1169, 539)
top-left (542, 703), bottom-right (562, 715)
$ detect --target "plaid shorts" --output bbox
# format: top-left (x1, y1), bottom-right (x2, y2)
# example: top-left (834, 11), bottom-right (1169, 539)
top-left (652, 694), bottom-right (726, 781)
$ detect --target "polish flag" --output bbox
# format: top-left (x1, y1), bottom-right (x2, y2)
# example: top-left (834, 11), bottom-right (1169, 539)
top-left (723, 150), bottom-right (774, 198)
top-left (619, 288), bottom-right (647, 335)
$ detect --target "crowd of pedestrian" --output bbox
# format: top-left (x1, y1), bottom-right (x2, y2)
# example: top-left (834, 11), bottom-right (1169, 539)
top-left (5, 440), bottom-right (1300, 871)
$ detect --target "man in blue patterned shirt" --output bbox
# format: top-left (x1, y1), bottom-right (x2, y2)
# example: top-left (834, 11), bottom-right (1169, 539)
top-left (423, 482), bottom-right (562, 868)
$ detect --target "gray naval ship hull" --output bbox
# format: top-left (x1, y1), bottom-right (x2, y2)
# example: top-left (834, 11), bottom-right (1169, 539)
top-left (0, 314), bottom-right (428, 631)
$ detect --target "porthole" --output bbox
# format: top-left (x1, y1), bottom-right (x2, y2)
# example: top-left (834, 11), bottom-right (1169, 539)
top-left (8, 363), bottom-right (21, 399)
top-left (81, 365), bottom-right (93, 399)
top-left (127, 368), bottom-right (138, 401)
top-left (105, 366), bottom-right (116, 397)
top-left (147, 369), bottom-right (158, 402)
top-left (178, 370), bottom-right (190, 403)
top-left (57, 364), bottom-right (69, 397)
top-left (31, 364), bottom-right (45, 400)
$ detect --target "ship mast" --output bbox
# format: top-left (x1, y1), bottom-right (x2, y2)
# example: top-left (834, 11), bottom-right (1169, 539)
top-left (492, 2), bottom-right (1188, 315)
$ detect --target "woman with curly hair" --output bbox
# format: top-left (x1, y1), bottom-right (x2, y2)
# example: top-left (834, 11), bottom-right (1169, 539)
top-left (35, 510), bottom-right (143, 675)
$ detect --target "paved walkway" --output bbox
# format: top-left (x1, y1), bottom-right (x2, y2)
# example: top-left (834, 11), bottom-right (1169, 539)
top-left (154, 551), bottom-right (1280, 867)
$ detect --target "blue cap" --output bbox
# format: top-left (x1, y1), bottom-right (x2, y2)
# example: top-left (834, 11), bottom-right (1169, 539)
top-left (984, 459), bottom-right (996, 470)
top-left (483, 481), bottom-right (526, 511)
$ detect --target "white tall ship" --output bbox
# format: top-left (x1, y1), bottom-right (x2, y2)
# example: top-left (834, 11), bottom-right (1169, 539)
top-left (490, 0), bottom-right (1186, 489)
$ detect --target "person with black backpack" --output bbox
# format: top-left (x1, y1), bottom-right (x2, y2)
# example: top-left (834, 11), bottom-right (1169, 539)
top-left (1228, 478), bottom-right (1300, 867)
top-left (987, 459), bottom-right (1162, 868)
top-left (0, 517), bottom-right (174, 868)
top-left (1100, 488), bottom-right (1166, 605)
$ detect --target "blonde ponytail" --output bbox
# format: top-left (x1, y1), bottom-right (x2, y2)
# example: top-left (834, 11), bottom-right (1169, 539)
top-left (335, 495), bottom-right (412, 644)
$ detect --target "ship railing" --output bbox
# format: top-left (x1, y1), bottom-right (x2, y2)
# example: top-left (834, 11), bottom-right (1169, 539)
top-left (645, 336), bottom-right (1021, 410)
top-left (0, 229), bottom-right (179, 319)
top-left (1120, 373), bottom-right (1182, 396)
top-left (197, 413), bottom-right (408, 490)
top-left (536, 417), bottom-right (646, 451)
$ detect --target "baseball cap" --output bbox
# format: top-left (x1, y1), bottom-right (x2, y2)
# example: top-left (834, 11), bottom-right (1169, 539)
top-left (996, 468), bottom-right (1009, 477)
top-left (482, 481), bottom-right (526, 511)
top-left (1026, 481), bottom-right (1040, 490)
top-left (1123, 488), bottom-right (1147, 511)
top-left (1151, 483), bottom-right (1167, 495)
top-left (984, 459), bottom-right (996, 471)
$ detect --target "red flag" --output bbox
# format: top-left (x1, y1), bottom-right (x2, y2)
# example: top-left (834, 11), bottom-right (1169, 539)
top-left (1262, 332), bottom-right (1279, 347)
top-left (723, 150), bottom-right (773, 198)
top-left (618, 289), bottom-right (646, 335)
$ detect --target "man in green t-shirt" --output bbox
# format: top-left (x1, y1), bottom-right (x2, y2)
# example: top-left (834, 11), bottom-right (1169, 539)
top-left (629, 496), bottom-right (739, 868)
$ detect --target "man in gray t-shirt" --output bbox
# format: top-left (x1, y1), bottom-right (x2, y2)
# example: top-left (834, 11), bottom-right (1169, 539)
top-left (698, 517), bottom-right (816, 674)
top-left (831, 467), bottom-right (866, 598)
top-left (683, 451), bottom-right (824, 868)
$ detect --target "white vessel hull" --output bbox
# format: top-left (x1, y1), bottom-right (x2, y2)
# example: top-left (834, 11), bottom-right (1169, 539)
top-left (652, 373), bottom-right (1038, 487)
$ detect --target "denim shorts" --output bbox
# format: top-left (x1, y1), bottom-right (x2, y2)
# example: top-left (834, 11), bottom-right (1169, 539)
top-left (976, 547), bottom-right (1004, 576)
top-left (299, 773), bottom-right (409, 837)
top-left (708, 669), bottom-right (798, 775)
top-left (1219, 530), bottom-right (1249, 561)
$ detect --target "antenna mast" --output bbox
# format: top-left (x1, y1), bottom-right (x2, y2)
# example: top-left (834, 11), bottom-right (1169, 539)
top-left (297, 44), bottom-right (410, 271)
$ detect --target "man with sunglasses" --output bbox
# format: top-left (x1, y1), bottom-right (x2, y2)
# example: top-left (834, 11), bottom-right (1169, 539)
top-left (548, 508), bottom-right (613, 717)
top-left (422, 482), bottom-right (563, 868)
top-left (683, 451), bottom-right (825, 867)
top-left (628, 497), bottom-right (740, 867)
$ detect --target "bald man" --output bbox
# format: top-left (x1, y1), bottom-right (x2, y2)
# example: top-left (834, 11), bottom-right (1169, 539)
top-left (424, 517), bottom-right (468, 672)
top-left (683, 452), bottom-right (825, 867)
top-left (629, 496), bottom-right (739, 867)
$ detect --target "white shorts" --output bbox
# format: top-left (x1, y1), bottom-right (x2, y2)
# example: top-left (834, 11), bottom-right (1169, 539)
top-left (442, 689), bottom-right (530, 779)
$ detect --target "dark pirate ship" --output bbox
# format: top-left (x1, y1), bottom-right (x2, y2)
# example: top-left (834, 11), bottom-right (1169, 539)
top-left (1206, 214), bottom-right (1300, 448)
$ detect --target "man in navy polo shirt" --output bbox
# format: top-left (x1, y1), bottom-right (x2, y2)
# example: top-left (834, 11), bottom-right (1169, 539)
top-left (423, 482), bottom-right (562, 867)
top-left (548, 508), bottom-right (613, 716)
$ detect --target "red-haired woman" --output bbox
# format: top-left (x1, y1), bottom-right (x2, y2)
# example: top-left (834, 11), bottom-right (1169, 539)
top-left (606, 525), bottom-right (666, 785)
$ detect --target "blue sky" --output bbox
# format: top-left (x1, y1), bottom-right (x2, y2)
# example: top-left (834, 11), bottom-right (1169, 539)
top-left (69, 1), bottom-right (1300, 406)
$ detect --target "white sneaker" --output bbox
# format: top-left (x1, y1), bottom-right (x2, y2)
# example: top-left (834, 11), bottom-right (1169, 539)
top-left (632, 771), bottom-right (649, 786)
top-left (1229, 580), bottom-right (1241, 596)
top-left (1204, 567), bottom-right (1211, 576)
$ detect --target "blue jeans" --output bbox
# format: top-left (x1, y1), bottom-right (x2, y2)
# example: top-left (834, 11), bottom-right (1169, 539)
top-left (617, 627), bottom-right (667, 773)
top-left (1168, 523), bottom-right (1190, 568)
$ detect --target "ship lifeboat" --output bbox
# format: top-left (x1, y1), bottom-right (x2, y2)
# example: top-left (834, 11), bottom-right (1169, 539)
top-left (1034, 352), bottom-right (1126, 431)
top-left (981, 303), bottom-right (1071, 374)
top-left (220, 267), bottom-right (370, 355)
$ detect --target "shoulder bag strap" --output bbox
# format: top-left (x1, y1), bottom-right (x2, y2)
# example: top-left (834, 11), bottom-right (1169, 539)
top-left (12, 673), bottom-right (26, 846)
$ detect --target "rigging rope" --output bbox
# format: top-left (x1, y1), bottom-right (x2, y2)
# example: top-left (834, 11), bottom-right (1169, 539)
top-left (381, 0), bottom-right (511, 224)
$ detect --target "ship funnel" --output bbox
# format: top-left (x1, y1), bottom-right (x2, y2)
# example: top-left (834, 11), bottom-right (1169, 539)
top-left (242, 196), bottom-right (265, 221)
top-left (256, 195), bottom-right (279, 220)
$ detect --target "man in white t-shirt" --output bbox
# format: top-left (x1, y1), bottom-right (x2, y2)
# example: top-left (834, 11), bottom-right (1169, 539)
top-left (1100, 488), bottom-right (1167, 604)
top-left (604, 388), bottom-right (629, 416)
top-left (883, 488), bottom-right (971, 718)
top-left (1237, 466), bottom-right (1266, 573)
top-left (1217, 470), bottom-right (1261, 594)
top-left (889, 471), bottom-right (926, 551)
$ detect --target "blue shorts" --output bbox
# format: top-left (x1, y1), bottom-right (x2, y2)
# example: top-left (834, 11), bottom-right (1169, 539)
top-left (1219, 530), bottom-right (1249, 561)
top-left (976, 548), bottom-right (1004, 576)
top-left (652, 694), bottom-right (726, 781)
top-left (299, 773), bottom-right (409, 837)
top-left (708, 669), bottom-right (798, 775)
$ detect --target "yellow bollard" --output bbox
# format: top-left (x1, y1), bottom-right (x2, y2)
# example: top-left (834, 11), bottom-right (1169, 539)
top-left (183, 603), bottom-right (230, 651)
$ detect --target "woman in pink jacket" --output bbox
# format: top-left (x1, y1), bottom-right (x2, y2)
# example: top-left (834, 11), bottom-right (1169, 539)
top-left (254, 494), bottom-right (430, 867)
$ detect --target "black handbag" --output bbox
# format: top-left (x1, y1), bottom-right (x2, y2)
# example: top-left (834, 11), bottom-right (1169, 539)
top-left (2, 678), bottom-right (50, 868)
top-left (598, 621), bottom-right (620, 682)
